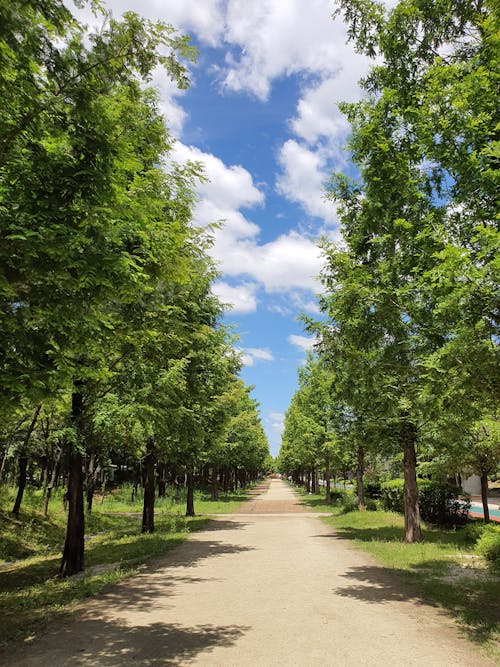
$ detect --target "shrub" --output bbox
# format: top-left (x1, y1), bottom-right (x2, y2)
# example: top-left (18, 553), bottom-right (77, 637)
top-left (380, 479), bottom-right (470, 525)
top-left (476, 525), bottom-right (500, 570)
top-left (364, 481), bottom-right (382, 499)
top-left (380, 479), bottom-right (405, 513)
top-left (340, 492), bottom-right (358, 514)
top-left (419, 482), bottom-right (469, 526)
top-left (364, 498), bottom-right (378, 511)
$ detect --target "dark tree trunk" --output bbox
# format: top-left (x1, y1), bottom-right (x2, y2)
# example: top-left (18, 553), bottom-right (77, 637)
top-left (12, 455), bottom-right (28, 516)
top-left (60, 390), bottom-right (85, 577)
top-left (157, 463), bottom-right (166, 498)
top-left (402, 419), bottom-right (422, 543)
top-left (356, 445), bottom-right (365, 510)
top-left (325, 453), bottom-right (331, 504)
top-left (186, 470), bottom-right (195, 516)
top-left (480, 472), bottom-right (490, 523)
top-left (306, 471), bottom-right (311, 493)
top-left (211, 466), bottom-right (219, 500)
top-left (142, 438), bottom-right (156, 533)
top-left (131, 467), bottom-right (141, 503)
top-left (12, 403), bottom-right (42, 516)
top-left (86, 453), bottom-right (100, 513)
top-left (43, 445), bottom-right (63, 517)
top-left (60, 448), bottom-right (85, 577)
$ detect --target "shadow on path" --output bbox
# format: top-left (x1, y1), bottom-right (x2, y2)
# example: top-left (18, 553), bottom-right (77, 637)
top-left (11, 617), bottom-right (249, 666)
top-left (334, 563), bottom-right (499, 645)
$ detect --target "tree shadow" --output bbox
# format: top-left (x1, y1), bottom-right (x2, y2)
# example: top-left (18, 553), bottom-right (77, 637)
top-left (334, 563), bottom-right (500, 644)
top-left (200, 519), bottom-right (250, 532)
top-left (4, 617), bottom-right (249, 665)
top-left (319, 523), bottom-right (471, 546)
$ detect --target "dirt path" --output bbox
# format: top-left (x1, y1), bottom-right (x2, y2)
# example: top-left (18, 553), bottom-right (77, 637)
top-left (3, 480), bottom-right (492, 666)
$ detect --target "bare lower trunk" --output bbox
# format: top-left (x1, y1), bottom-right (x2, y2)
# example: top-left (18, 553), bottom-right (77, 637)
top-left (403, 419), bottom-right (422, 543)
top-left (480, 472), bottom-right (490, 523)
top-left (142, 438), bottom-right (155, 533)
top-left (211, 466), bottom-right (219, 501)
top-left (12, 403), bottom-right (42, 516)
top-left (60, 390), bottom-right (85, 577)
top-left (186, 470), bottom-right (195, 516)
top-left (12, 455), bottom-right (28, 516)
top-left (59, 449), bottom-right (85, 576)
top-left (43, 445), bottom-right (63, 517)
top-left (356, 445), bottom-right (365, 510)
top-left (325, 453), bottom-right (331, 504)
top-left (86, 453), bottom-right (100, 513)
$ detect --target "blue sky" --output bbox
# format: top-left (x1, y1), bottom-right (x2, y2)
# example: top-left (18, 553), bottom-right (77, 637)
top-left (80, 1), bottom-right (372, 456)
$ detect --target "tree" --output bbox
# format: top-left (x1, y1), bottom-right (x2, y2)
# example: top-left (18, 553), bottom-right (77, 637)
top-left (317, 0), bottom-right (499, 541)
top-left (1, 1), bottom-right (201, 575)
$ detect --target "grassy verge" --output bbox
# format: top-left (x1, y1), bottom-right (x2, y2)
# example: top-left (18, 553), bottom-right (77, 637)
top-left (0, 483), bottom-right (253, 649)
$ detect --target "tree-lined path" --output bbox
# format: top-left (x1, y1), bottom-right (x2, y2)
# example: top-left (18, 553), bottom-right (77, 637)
top-left (4, 480), bottom-right (490, 666)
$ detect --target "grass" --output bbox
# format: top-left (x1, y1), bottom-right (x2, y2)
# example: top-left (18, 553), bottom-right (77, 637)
top-left (0, 482), bottom-right (252, 649)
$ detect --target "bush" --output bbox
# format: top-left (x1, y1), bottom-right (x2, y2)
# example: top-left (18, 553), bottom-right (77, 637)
top-left (419, 482), bottom-right (469, 525)
top-left (364, 481), bottom-right (382, 499)
top-left (476, 525), bottom-right (500, 570)
top-left (380, 479), bottom-right (405, 513)
top-left (340, 492), bottom-right (358, 514)
top-left (380, 479), bottom-right (470, 525)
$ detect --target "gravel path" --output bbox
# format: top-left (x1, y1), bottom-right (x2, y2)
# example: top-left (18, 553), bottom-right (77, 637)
top-left (3, 480), bottom-right (492, 666)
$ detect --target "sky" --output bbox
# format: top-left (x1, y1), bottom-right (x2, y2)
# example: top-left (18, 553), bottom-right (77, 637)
top-left (78, 0), bottom-right (374, 457)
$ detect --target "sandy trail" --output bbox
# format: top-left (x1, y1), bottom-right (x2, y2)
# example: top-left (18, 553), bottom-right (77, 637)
top-left (3, 479), bottom-right (492, 666)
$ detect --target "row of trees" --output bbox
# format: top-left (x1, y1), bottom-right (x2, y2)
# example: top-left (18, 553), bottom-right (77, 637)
top-left (0, 1), bottom-right (269, 576)
top-left (280, 0), bottom-right (498, 539)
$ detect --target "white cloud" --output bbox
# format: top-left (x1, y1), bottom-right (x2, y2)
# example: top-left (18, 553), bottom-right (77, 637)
top-left (247, 348), bottom-right (274, 361)
top-left (213, 230), bottom-right (323, 292)
top-left (288, 334), bottom-right (316, 352)
top-left (268, 411), bottom-right (285, 434)
top-left (169, 142), bottom-right (324, 295)
top-left (212, 281), bottom-right (259, 314)
top-left (221, 0), bottom-right (356, 101)
top-left (290, 66), bottom-right (367, 146)
top-left (276, 140), bottom-right (337, 224)
top-left (237, 347), bottom-right (274, 366)
top-left (89, 0), bottom-right (225, 46)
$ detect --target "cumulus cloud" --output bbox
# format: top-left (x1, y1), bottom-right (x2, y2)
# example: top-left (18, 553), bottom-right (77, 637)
top-left (89, 0), bottom-right (225, 46)
top-left (268, 411), bottom-right (285, 434)
top-left (237, 347), bottom-right (274, 366)
top-left (288, 334), bottom-right (316, 352)
top-left (212, 281), bottom-right (259, 314)
top-left (221, 0), bottom-right (354, 100)
top-left (169, 142), bottom-right (324, 296)
top-left (276, 140), bottom-right (338, 225)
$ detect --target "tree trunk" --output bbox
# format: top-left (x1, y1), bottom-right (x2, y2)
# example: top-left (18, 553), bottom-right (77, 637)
top-left (86, 453), bottom-right (100, 513)
top-left (211, 466), bottom-right (219, 500)
top-left (480, 471), bottom-right (490, 523)
top-left (356, 445), bottom-right (365, 510)
top-left (142, 438), bottom-right (156, 533)
top-left (306, 470), bottom-right (311, 493)
top-left (60, 390), bottom-right (85, 577)
top-left (402, 419), bottom-right (422, 543)
top-left (12, 403), bottom-right (42, 516)
top-left (43, 445), bottom-right (63, 517)
top-left (325, 452), bottom-right (331, 504)
top-left (157, 463), bottom-right (166, 498)
top-left (186, 470), bottom-right (195, 516)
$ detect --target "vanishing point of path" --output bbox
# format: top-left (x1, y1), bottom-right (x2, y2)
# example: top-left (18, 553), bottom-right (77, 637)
top-left (4, 480), bottom-right (492, 666)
